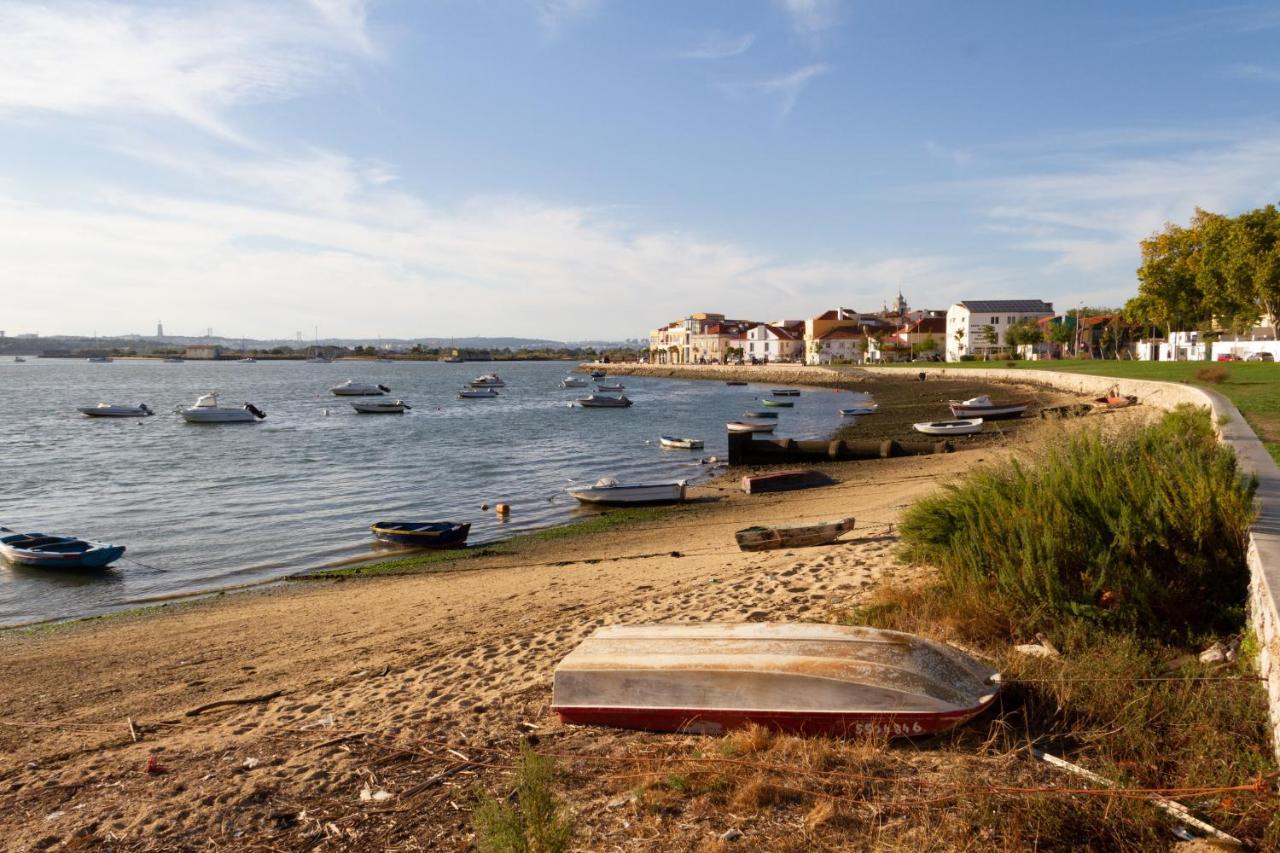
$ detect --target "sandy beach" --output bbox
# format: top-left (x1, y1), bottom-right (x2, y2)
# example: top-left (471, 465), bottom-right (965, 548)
top-left (0, 377), bottom-right (1089, 849)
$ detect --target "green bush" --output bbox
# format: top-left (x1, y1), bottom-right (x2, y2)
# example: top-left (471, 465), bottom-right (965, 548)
top-left (898, 406), bottom-right (1256, 640)
top-left (474, 743), bottom-right (574, 853)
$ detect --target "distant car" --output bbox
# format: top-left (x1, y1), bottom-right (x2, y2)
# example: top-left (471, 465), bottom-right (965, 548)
top-left (1217, 354), bottom-right (1239, 361)
top-left (1246, 352), bottom-right (1275, 362)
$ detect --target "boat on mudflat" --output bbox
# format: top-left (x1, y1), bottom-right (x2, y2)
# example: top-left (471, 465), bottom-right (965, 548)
top-left (659, 436), bottom-right (703, 450)
top-left (370, 521), bottom-right (470, 548)
top-left (352, 400), bottom-right (412, 414)
top-left (77, 403), bottom-right (154, 418)
top-left (552, 623), bottom-right (1001, 737)
top-left (1092, 394), bottom-right (1138, 409)
top-left (735, 517), bottom-right (855, 552)
top-left (725, 380), bottom-right (748, 386)
top-left (578, 395), bottom-right (632, 408)
top-left (741, 469), bottom-right (832, 494)
top-left (726, 421), bottom-right (775, 434)
top-left (840, 406), bottom-right (878, 416)
top-left (947, 395), bottom-right (1028, 419)
top-left (567, 478), bottom-right (686, 506)
top-left (0, 527), bottom-right (126, 570)
top-left (914, 418), bottom-right (982, 436)
top-left (331, 380), bottom-right (390, 397)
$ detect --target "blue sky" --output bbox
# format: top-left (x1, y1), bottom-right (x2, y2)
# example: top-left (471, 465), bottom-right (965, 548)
top-left (2, 0), bottom-right (1279, 341)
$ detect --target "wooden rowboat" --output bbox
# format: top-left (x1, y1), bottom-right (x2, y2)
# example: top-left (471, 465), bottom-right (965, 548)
top-left (741, 469), bottom-right (833, 494)
top-left (913, 419), bottom-right (983, 436)
top-left (552, 623), bottom-right (1001, 737)
top-left (0, 527), bottom-right (126, 570)
top-left (659, 436), bottom-right (704, 450)
top-left (735, 517), bottom-right (855, 552)
top-left (947, 395), bottom-right (1028, 419)
top-left (370, 521), bottom-right (470, 548)
top-left (760, 399), bottom-right (794, 408)
top-left (744, 410), bottom-right (779, 419)
top-left (1092, 394), bottom-right (1137, 409)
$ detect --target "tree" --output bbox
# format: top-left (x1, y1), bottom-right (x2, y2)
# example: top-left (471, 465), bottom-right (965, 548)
top-left (1005, 320), bottom-right (1043, 357)
top-left (1048, 320), bottom-right (1074, 356)
top-left (977, 325), bottom-right (998, 359)
top-left (1099, 323), bottom-right (1118, 359)
top-left (1127, 214), bottom-right (1211, 335)
top-left (911, 334), bottom-right (937, 355)
top-left (952, 327), bottom-right (965, 357)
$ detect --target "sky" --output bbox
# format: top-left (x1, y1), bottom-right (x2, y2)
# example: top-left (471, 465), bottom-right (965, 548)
top-left (1, 0), bottom-right (1279, 342)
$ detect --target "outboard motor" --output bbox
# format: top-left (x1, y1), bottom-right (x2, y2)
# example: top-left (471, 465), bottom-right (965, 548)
top-left (139, 404), bottom-right (153, 415)
top-left (377, 384), bottom-right (391, 393)
top-left (401, 402), bottom-right (413, 410)
top-left (245, 403), bottom-right (267, 420)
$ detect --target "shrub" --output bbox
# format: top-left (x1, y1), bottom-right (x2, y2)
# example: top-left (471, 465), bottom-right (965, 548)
top-left (474, 743), bottom-right (574, 853)
top-left (1196, 365), bottom-right (1229, 383)
top-left (898, 406), bottom-right (1256, 640)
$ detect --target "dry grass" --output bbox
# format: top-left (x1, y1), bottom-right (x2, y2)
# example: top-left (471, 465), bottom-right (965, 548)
top-left (1196, 365), bottom-right (1230, 383)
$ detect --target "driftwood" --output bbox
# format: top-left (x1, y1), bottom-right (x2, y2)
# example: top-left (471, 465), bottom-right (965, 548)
top-left (185, 689), bottom-right (285, 717)
top-left (127, 716), bottom-right (138, 743)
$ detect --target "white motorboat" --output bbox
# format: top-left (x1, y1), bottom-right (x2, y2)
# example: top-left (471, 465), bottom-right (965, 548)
top-left (595, 382), bottom-right (625, 392)
top-left (163, 357), bottom-right (184, 363)
top-left (179, 393), bottom-right (266, 424)
top-left (238, 357), bottom-right (257, 363)
top-left (948, 395), bottom-right (1028, 420)
top-left (726, 420), bottom-right (775, 433)
top-left (578, 394), bottom-right (632, 408)
top-left (567, 478), bottom-right (687, 506)
top-left (86, 356), bottom-right (113, 363)
top-left (77, 403), bottom-right (154, 418)
top-left (560, 377), bottom-right (589, 388)
top-left (659, 436), bottom-right (704, 450)
top-left (913, 418), bottom-right (983, 436)
top-left (469, 373), bottom-right (505, 388)
top-left (352, 400), bottom-right (412, 414)
top-left (459, 388), bottom-right (500, 399)
top-left (331, 380), bottom-right (390, 396)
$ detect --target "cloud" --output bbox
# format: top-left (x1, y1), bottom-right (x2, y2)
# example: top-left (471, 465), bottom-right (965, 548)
top-left (719, 64), bottom-right (830, 115)
top-left (0, 0), bottom-right (376, 143)
top-left (532, 0), bottom-right (600, 36)
top-left (924, 141), bottom-right (974, 167)
top-left (679, 31), bottom-right (755, 60)
top-left (1225, 63), bottom-right (1280, 82)
top-left (776, 0), bottom-right (840, 36)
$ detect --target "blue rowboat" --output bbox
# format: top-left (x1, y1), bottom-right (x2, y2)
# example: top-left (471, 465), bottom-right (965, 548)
top-left (744, 410), bottom-right (779, 419)
top-left (370, 521), bottom-right (471, 548)
top-left (0, 527), bottom-right (125, 570)
top-left (760, 399), bottom-right (794, 408)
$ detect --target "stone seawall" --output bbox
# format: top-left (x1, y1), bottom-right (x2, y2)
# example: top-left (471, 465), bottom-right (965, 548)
top-left (587, 362), bottom-right (1280, 763)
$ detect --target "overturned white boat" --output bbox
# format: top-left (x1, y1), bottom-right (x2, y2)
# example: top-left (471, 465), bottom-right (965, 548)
top-left (567, 478), bottom-right (686, 506)
top-left (913, 418), bottom-right (982, 436)
top-left (77, 403), bottom-right (154, 418)
top-left (331, 380), bottom-right (390, 396)
top-left (179, 393), bottom-right (265, 424)
top-left (553, 623), bottom-right (1000, 737)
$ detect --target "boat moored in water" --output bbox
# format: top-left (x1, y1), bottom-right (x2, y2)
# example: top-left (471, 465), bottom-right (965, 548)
top-left (77, 403), bottom-right (154, 418)
top-left (567, 478), bottom-right (686, 506)
top-left (179, 393), bottom-right (266, 423)
top-left (370, 521), bottom-right (470, 548)
top-left (86, 356), bottom-right (113, 363)
top-left (352, 400), bottom-right (412, 414)
top-left (331, 380), bottom-right (390, 396)
top-left (458, 388), bottom-right (500, 399)
top-left (469, 373), bottom-right (506, 388)
top-left (760, 399), bottom-right (794, 408)
top-left (0, 526), bottom-right (126, 570)
top-left (947, 395), bottom-right (1028, 419)
top-left (659, 435), bottom-right (704, 450)
top-left (726, 420), bottom-right (775, 433)
top-left (914, 418), bottom-right (983, 436)
top-left (560, 377), bottom-right (589, 388)
top-left (552, 623), bottom-right (1001, 737)
top-left (770, 389), bottom-right (801, 396)
top-left (595, 382), bottom-right (625, 392)
top-left (725, 380), bottom-right (748, 386)
top-left (578, 394), bottom-right (632, 408)
top-left (736, 517), bottom-right (855, 552)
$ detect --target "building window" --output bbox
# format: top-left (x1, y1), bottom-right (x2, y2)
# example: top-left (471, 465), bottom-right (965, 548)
top-left (1007, 316), bottom-right (1015, 324)
top-left (990, 317), bottom-right (999, 324)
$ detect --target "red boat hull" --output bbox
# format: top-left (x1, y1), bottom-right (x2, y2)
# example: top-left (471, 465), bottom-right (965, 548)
top-left (555, 698), bottom-right (996, 738)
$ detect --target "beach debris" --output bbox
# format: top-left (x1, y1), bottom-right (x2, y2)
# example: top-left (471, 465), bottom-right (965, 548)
top-left (607, 792), bottom-right (638, 809)
top-left (359, 786), bottom-right (393, 803)
top-left (480, 503), bottom-right (489, 510)
top-left (45, 810), bottom-right (65, 822)
top-left (496, 503), bottom-right (510, 517)
top-left (720, 828), bottom-right (743, 842)
top-left (185, 689), bottom-right (285, 717)
top-left (1199, 641), bottom-right (1235, 665)
top-left (127, 716), bottom-right (138, 743)
top-left (243, 757), bottom-right (260, 770)
top-left (1013, 643), bottom-right (1059, 659)
top-left (144, 755), bottom-right (168, 775)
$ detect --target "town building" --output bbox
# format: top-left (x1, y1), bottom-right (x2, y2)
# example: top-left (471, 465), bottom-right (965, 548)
top-left (945, 300), bottom-right (1055, 361)
top-left (184, 344), bottom-right (223, 360)
top-left (743, 322), bottom-right (804, 363)
top-left (895, 316), bottom-right (947, 355)
top-left (804, 309), bottom-right (863, 365)
top-left (808, 326), bottom-right (866, 364)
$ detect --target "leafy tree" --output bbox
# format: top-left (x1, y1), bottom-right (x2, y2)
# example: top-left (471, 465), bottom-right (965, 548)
top-left (1127, 216), bottom-right (1210, 335)
top-left (1005, 320), bottom-right (1043, 355)
top-left (911, 334), bottom-right (937, 355)
top-left (1048, 320), bottom-right (1074, 355)
top-left (977, 324), bottom-right (999, 359)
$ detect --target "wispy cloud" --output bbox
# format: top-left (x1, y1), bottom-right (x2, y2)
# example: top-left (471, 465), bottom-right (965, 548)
top-left (1225, 63), bottom-right (1280, 82)
top-left (531, 0), bottom-right (600, 36)
top-left (0, 0), bottom-right (377, 143)
top-left (679, 31), bottom-right (755, 60)
top-left (719, 64), bottom-right (831, 115)
top-left (776, 0), bottom-right (840, 36)
top-left (924, 141), bottom-right (973, 167)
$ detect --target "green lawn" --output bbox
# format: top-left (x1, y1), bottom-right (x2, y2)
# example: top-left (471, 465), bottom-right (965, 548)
top-left (874, 360), bottom-right (1280, 463)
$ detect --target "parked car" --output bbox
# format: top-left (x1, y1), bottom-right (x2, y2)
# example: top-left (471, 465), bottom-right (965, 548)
top-left (1246, 352), bottom-right (1275, 362)
top-left (1217, 354), bottom-right (1239, 361)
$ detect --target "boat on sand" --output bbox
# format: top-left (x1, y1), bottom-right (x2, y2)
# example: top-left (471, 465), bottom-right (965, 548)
top-left (552, 623), bottom-right (1001, 737)
top-left (567, 478), bottom-right (686, 506)
top-left (947, 395), bottom-right (1027, 419)
top-left (735, 517), bottom-right (855, 552)
top-left (741, 469), bottom-right (832, 494)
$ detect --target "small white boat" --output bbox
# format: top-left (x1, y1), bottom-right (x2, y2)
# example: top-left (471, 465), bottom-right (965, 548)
top-left (560, 377), bottom-right (589, 388)
top-left (469, 373), bottom-right (505, 388)
top-left (726, 420), bottom-right (775, 433)
top-left (77, 403), bottom-right (154, 418)
top-left (947, 395), bottom-right (1028, 419)
top-left (179, 393), bottom-right (266, 423)
top-left (595, 382), bottom-right (625, 392)
top-left (86, 356), bottom-right (113, 363)
top-left (913, 418), bottom-right (983, 436)
top-left (238, 357), bottom-right (257, 364)
top-left (578, 395), bottom-right (632, 408)
top-left (659, 436), bottom-right (704, 450)
top-left (352, 400), bottom-right (412, 414)
top-left (304, 356), bottom-right (332, 364)
top-left (162, 357), bottom-right (185, 363)
top-left (552, 623), bottom-right (1001, 737)
top-left (331, 380), bottom-right (390, 396)
top-left (459, 388), bottom-right (500, 399)
top-left (567, 478), bottom-right (686, 506)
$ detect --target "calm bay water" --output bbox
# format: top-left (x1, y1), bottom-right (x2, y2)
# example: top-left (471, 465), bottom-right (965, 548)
top-left (0, 358), bottom-right (850, 626)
